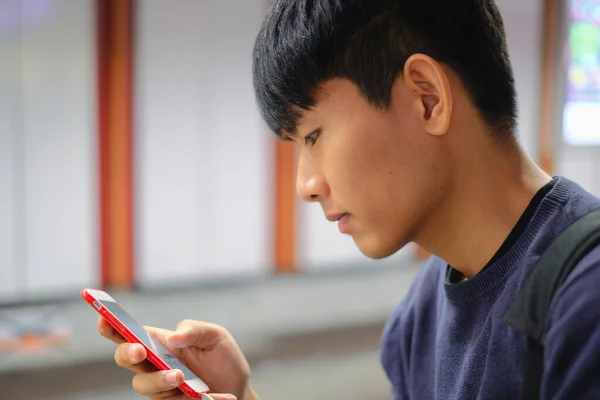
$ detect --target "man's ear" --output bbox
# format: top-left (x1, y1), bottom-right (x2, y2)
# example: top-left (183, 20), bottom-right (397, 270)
top-left (401, 54), bottom-right (453, 136)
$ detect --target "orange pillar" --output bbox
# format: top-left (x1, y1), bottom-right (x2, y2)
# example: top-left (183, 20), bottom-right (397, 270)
top-left (263, 0), bottom-right (298, 274)
top-left (538, 0), bottom-right (561, 174)
top-left (97, 0), bottom-right (135, 289)
top-left (274, 141), bottom-right (297, 273)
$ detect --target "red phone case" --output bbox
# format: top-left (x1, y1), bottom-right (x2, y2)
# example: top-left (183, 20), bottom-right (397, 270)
top-left (82, 289), bottom-right (210, 398)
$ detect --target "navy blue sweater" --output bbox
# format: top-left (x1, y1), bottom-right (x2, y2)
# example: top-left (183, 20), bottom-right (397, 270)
top-left (380, 177), bottom-right (600, 399)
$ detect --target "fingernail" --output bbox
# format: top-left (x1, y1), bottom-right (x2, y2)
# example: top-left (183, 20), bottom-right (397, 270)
top-left (225, 396), bottom-right (237, 400)
top-left (167, 331), bottom-right (189, 347)
top-left (175, 328), bottom-right (193, 337)
top-left (164, 370), bottom-right (179, 385)
top-left (166, 336), bottom-right (180, 347)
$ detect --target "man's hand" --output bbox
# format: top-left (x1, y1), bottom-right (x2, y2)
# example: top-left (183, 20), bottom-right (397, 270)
top-left (99, 318), bottom-right (260, 400)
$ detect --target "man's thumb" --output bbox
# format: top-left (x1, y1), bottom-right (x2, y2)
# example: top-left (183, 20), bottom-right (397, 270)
top-left (166, 328), bottom-right (195, 348)
top-left (167, 320), bottom-right (225, 349)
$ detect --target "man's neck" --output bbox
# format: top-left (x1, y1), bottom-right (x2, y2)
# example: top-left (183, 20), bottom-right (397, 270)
top-left (416, 143), bottom-right (552, 279)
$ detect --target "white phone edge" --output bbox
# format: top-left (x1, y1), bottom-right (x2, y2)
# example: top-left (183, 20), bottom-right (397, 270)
top-left (185, 378), bottom-right (210, 393)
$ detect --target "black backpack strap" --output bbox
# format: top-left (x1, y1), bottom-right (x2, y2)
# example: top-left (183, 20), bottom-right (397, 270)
top-left (504, 207), bottom-right (600, 400)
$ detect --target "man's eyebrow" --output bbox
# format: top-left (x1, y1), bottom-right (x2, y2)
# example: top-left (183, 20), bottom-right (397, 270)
top-left (280, 130), bottom-right (300, 141)
top-left (279, 132), bottom-right (296, 142)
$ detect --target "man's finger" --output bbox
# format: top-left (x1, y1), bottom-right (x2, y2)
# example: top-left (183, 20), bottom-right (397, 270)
top-left (114, 343), bottom-right (155, 373)
top-left (167, 320), bottom-right (228, 349)
top-left (98, 317), bottom-right (126, 344)
top-left (131, 369), bottom-right (184, 396)
top-left (145, 326), bottom-right (177, 345)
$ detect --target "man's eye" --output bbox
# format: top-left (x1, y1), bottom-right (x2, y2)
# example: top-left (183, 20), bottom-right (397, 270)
top-left (304, 130), bottom-right (321, 146)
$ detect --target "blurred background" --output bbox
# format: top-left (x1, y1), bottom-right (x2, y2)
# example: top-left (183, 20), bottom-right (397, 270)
top-left (0, 0), bottom-right (599, 399)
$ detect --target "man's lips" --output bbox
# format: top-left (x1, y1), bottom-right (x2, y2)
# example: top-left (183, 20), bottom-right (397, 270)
top-left (325, 213), bottom-right (348, 222)
top-left (326, 213), bottom-right (351, 233)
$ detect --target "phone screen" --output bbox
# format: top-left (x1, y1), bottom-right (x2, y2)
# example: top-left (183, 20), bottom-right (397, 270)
top-left (99, 299), bottom-right (199, 381)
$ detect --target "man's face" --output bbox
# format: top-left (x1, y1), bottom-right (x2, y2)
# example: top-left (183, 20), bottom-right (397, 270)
top-left (286, 78), bottom-right (449, 259)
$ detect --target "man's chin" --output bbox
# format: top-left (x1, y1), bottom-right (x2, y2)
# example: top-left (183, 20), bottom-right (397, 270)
top-left (353, 235), bottom-right (404, 260)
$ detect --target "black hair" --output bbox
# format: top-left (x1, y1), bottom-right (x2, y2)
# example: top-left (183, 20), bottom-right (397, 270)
top-left (253, 0), bottom-right (518, 139)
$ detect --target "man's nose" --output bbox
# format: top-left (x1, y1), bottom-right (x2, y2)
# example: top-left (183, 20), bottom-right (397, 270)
top-left (295, 155), bottom-right (329, 202)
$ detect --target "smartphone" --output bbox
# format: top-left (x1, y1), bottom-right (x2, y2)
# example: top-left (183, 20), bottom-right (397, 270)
top-left (82, 288), bottom-right (210, 398)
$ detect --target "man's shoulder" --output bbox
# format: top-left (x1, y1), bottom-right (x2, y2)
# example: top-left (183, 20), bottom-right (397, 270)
top-left (523, 183), bottom-right (600, 336)
top-left (542, 244), bottom-right (600, 397)
top-left (549, 243), bottom-right (600, 321)
top-left (514, 178), bottom-right (600, 283)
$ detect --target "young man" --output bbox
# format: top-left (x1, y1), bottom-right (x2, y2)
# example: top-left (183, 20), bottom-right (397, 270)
top-left (100, 0), bottom-right (600, 399)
